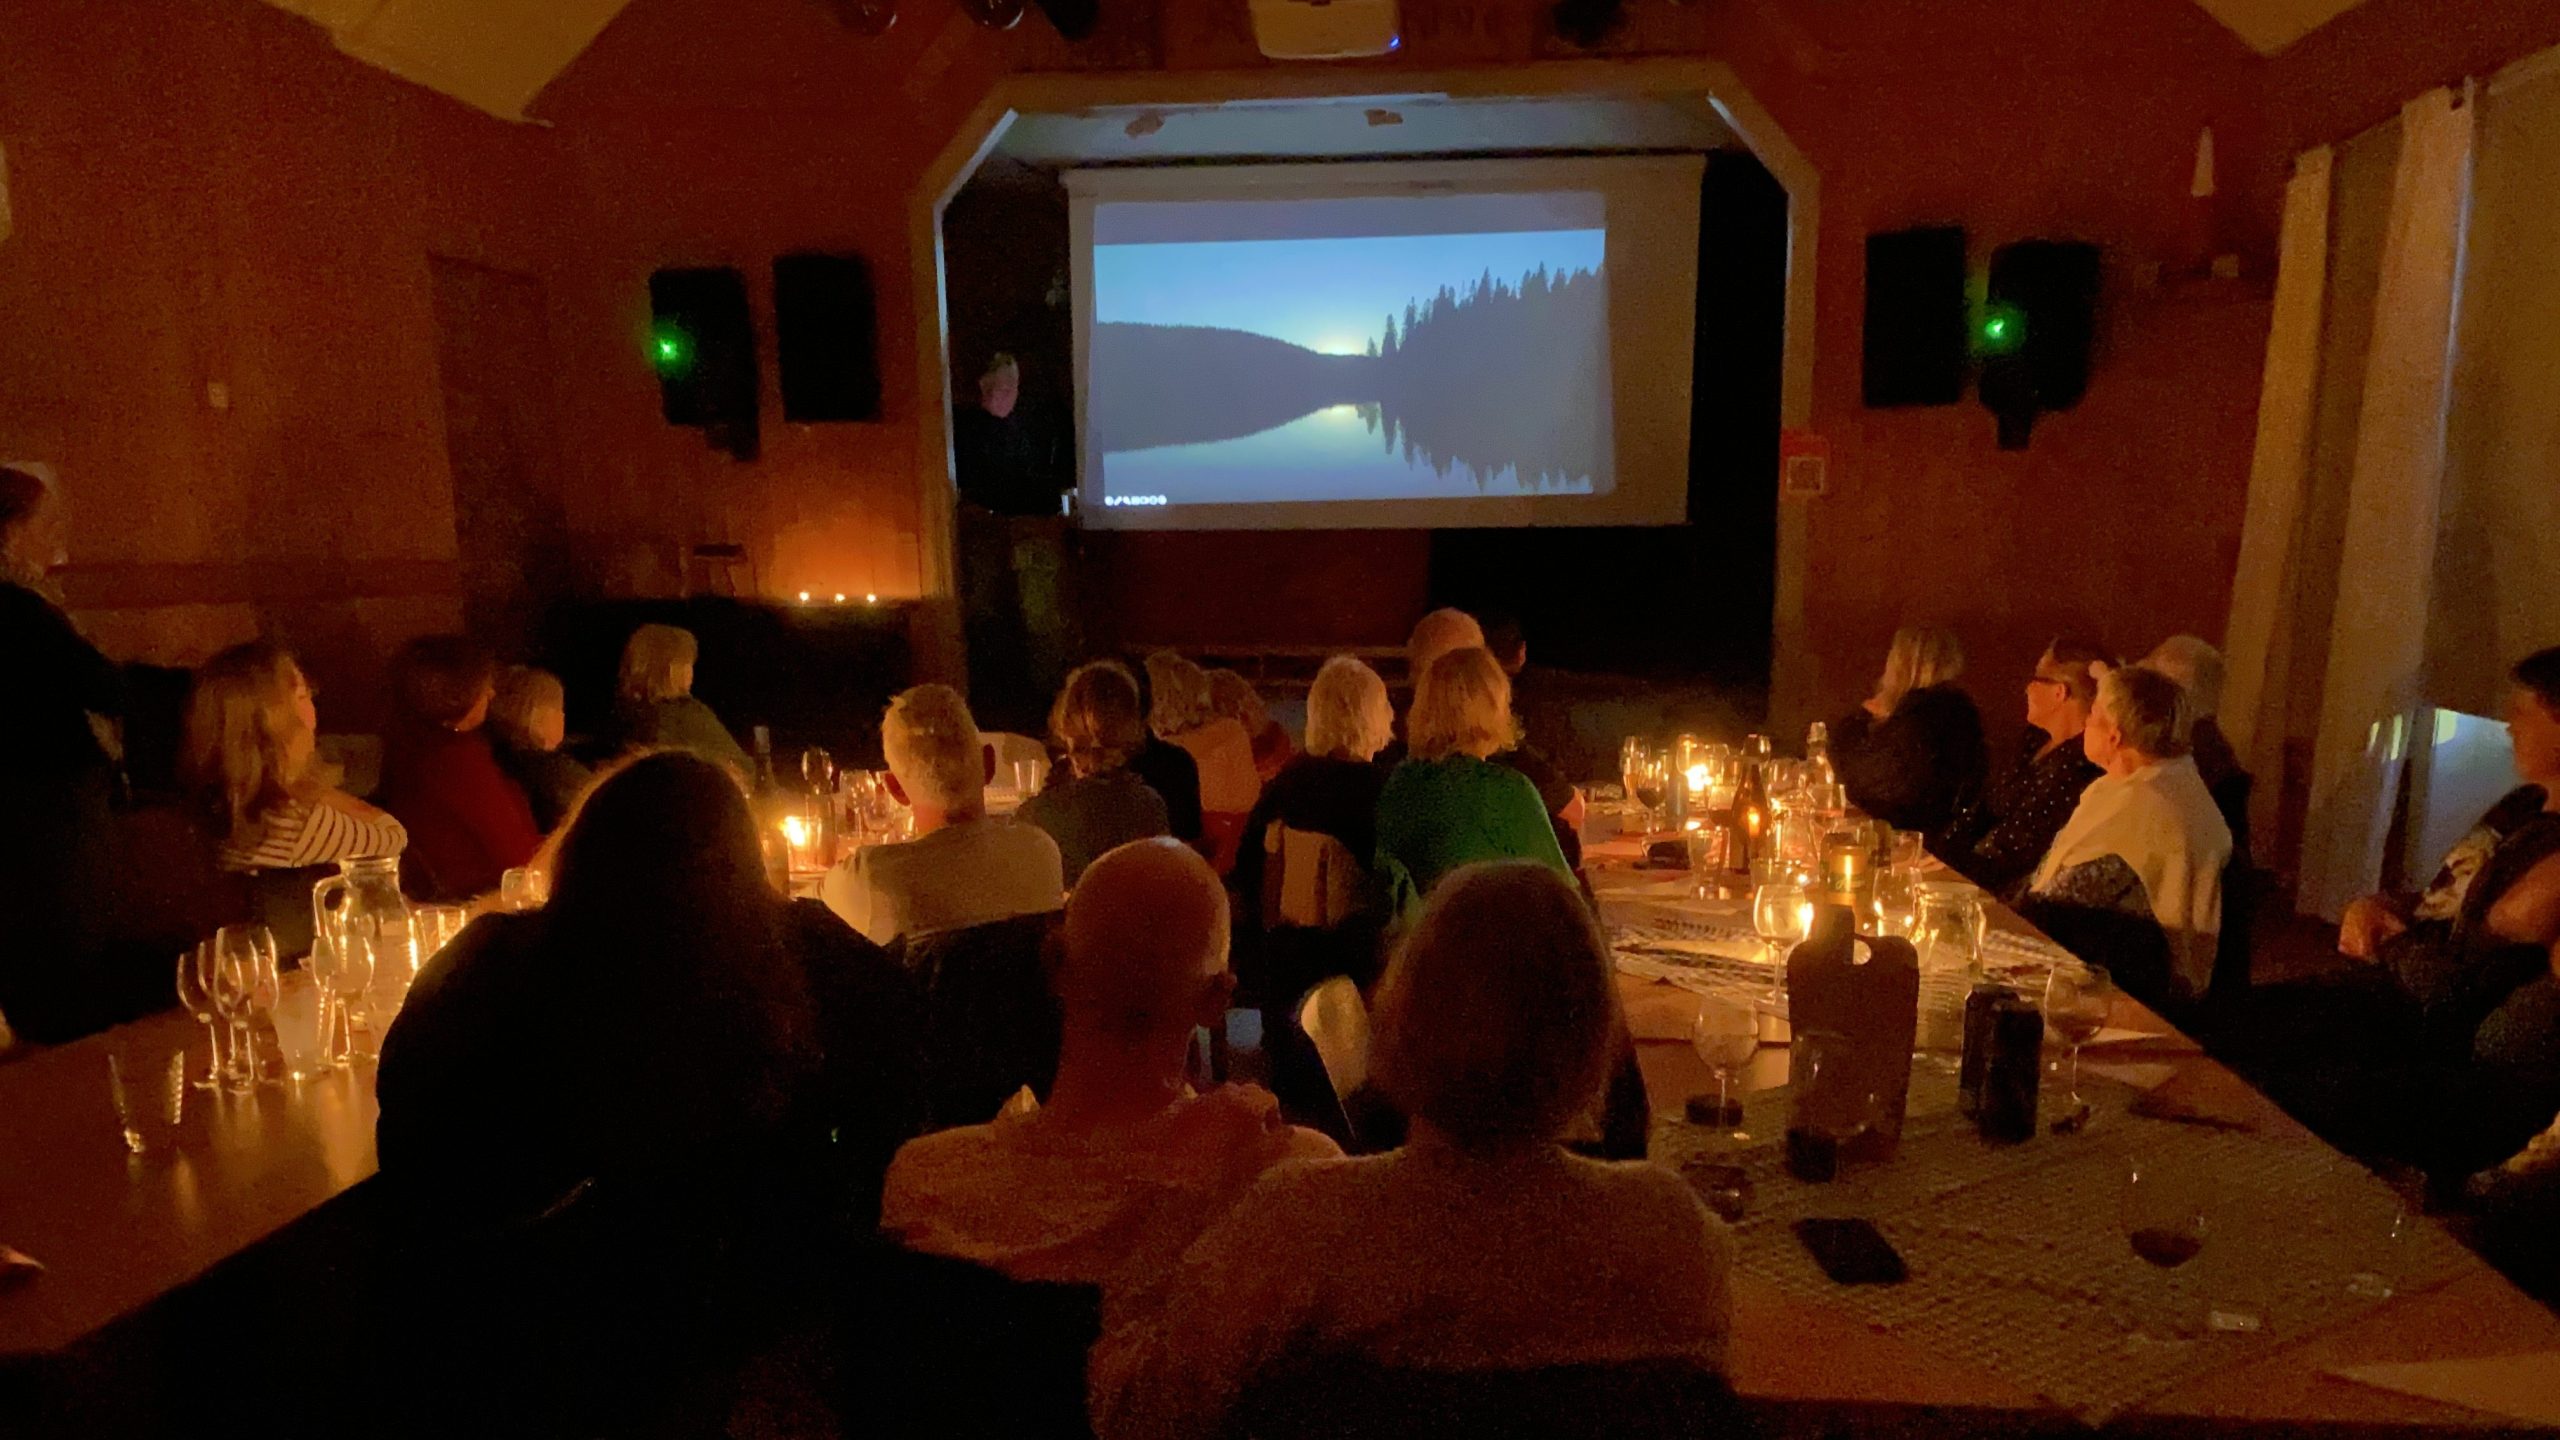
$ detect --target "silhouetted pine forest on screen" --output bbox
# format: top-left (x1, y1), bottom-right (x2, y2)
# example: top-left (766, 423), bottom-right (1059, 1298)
top-left (1088, 261), bottom-right (1608, 493)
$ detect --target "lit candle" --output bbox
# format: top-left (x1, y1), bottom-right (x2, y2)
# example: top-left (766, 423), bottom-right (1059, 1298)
top-left (1684, 762), bottom-right (1711, 798)
top-left (780, 814), bottom-right (815, 871)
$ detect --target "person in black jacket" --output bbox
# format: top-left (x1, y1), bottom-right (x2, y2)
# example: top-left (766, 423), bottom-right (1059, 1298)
top-left (0, 465), bottom-right (171, 1043)
top-left (1828, 626), bottom-right (1988, 849)
top-left (1940, 638), bottom-right (2110, 896)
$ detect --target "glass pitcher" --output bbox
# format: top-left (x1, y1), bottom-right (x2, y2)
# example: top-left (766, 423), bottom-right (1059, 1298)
top-left (313, 855), bottom-right (417, 1024)
top-left (1911, 881), bottom-right (1986, 1051)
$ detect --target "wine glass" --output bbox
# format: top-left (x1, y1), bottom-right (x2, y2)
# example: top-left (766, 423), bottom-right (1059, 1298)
top-left (1788, 1030), bottom-right (1881, 1182)
top-left (1871, 867), bottom-right (1919, 937)
top-left (2124, 1157), bottom-right (2209, 1338)
top-left (1689, 995), bottom-right (1761, 1135)
top-left (2044, 961), bottom-right (2113, 1129)
top-left (174, 942), bottom-right (224, 1090)
top-left (800, 745), bottom-right (838, 796)
top-left (1752, 880), bottom-right (1810, 969)
top-left (321, 922), bottom-right (377, 1066)
top-left (211, 924), bottom-right (280, 1091)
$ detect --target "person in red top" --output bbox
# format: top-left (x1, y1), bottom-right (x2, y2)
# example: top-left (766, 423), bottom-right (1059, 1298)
top-left (377, 635), bottom-right (540, 901)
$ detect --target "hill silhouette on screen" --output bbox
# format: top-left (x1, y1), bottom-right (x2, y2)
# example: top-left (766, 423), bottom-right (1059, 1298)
top-left (1090, 261), bottom-right (1608, 492)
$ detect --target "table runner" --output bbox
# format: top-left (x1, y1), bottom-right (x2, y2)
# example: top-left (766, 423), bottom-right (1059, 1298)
top-left (1609, 903), bottom-right (2076, 1023)
top-left (1653, 1063), bottom-right (2473, 1423)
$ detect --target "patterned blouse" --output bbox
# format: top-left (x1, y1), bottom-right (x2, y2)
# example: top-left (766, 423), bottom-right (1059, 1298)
top-left (218, 795), bottom-right (408, 874)
top-left (1941, 730), bottom-right (2102, 898)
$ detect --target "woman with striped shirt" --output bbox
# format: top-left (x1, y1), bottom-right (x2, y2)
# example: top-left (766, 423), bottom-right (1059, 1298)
top-left (186, 641), bottom-right (406, 873)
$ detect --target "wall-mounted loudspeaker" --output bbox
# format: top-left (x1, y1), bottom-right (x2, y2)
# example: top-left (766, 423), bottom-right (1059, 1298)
top-left (1978, 240), bottom-right (2100, 450)
top-left (649, 267), bottom-right (761, 461)
top-left (775, 253), bottom-right (882, 424)
top-left (1552, 0), bottom-right (1625, 47)
top-left (1862, 226), bottom-right (1968, 409)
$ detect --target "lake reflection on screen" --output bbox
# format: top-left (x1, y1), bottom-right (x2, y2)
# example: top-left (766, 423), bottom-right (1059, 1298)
top-left (1103, 403), bottom-right (1598, 506)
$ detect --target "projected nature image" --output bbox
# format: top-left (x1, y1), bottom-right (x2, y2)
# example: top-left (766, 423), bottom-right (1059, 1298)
top-left (1089, 229), bottom-right (1611, 507)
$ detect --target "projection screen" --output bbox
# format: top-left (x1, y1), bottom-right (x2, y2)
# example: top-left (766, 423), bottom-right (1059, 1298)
top-left (1067, 155), bottom-right (1705, 530)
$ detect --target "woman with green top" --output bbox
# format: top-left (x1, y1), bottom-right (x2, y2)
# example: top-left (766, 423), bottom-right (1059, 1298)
top-left (1375, 646), bottom-right (1570, 910)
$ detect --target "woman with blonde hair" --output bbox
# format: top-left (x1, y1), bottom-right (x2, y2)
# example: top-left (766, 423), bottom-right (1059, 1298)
top-left (1018, 661), bottom-right (1172, 885)
top-left (185, 640), bottom-right (406, 873)
top-left (1091, 862), bottom-right (1733, 1440)
top-left (1827, 625), bottom-right (1987, 846)
top-left (1207, 667), bottom-right (1294, 783)
top-left (1232, 656), bottom-right (1397, 990)
top-left (1143, 650), bottom-right (1260, 867)
top-left (1374, 648), bottom-right (1568, 906)
top-left (609, 623), bottom-right (748, 774)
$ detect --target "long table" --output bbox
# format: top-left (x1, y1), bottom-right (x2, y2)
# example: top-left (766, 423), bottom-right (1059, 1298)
top-left (1588, 838), bottom-right (2560, 1431)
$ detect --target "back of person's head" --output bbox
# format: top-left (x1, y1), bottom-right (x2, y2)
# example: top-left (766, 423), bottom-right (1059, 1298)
top-left (2514, 647), bottom-right (2560, 714)
top-left (1408, 646), bottom-right (1515, 761)
top-left (1372, 862), bottom-right (1620, 1154)
top-left (883, 683), bottom-right (986, 812)
top-left (1050, 662), bottom-right (1147, 779)
top-left (1059, 837), bottom-right (1231, 1045)
top-left (391, 634), bottom-right (496, 730)
top-left (2140, 636), bottom-right (2226, 721)
top-left (185, 640), bottom-right (317, 833)
top-left (1406, 608), bottom-right (1485, 681)
top-left (1144, 650), bottom-right (1214, 738)
top-left (1207, 669), bottom-right (1269, 736)
top-left (1875, 626), bottom-right (1965, 713)
top-left (489, 666), bottom-right (566, 752)
top-left (2096, 665), bottom-right (2192, 761)
top-left (1478, 612), bottom-right (1528, 673)
top-left (544, 752), bottom-right (813, 1133)
top-left (618, 624), bottom-right (699, 704)
top-left (2044, 636), bottom-right (2114, 708)
top-left (1305, 655), bottom-right (1394, 762)
top-left (0, 465), bottom-right (57, 584)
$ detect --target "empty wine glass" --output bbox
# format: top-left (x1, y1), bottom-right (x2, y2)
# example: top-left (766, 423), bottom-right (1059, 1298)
top-left (2043, 961), bottom-right (2113, 1129)
top-left (800, 745), bottom-right (838, 795)
top-left (319, 922), bottom-right (377, 1065)
top-left (211, 924), bottom-right (280, 1091)
top-left (1871, 867), bottom-right (1919, 937)
top-left (1752, 880), bottom-right (1810, 970)
top-left (1689, 995), bottom-right (1761, 1135)
top-left (174, 942), bottom-right (223, 1090)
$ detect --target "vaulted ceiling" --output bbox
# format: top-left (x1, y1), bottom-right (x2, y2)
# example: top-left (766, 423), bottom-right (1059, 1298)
top-left (254, 0), bottom-right (2378, 123)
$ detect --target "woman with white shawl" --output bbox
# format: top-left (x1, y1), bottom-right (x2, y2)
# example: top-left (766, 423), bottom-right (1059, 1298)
top-left (2024, 664), bottom-right (2233, 1005)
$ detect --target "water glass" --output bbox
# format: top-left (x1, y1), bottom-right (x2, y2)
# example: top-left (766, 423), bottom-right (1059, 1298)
top-left (499, 867), bottom-right (549, 913)
top-left (1011, 757), bottom-right (1044, 798)
top-left (270, 973), bottom-right (334, 1082)
top-left (413, 904), bottom-right (469, 968)
top-left (107, 1044), bottom-right (187, 1155)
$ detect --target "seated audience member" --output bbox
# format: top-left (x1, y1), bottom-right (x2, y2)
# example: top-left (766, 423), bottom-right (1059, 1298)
top-left (610, 623), bottom-right (749, 776)
top-left (1400, 607), bottom-right (1584, 863)
top-left (186, 640), bottom-right (406, 872)
top-left (1145, 651), bottom-right (1261, 868)
top-left (0, 464), bottom-right (168, 1043)
top-left (1018, 662), bottom-right (1171, 886)
top-left (2140, 635), bottom-right (2251, 863)
top-left (378, 750), bottom-right (924, 1225)
top-left (1113, 660), bottom-right (1204, 843)
top-left (1089, 862), bottom-right (1733, 1440)
top-left (1828, 626), bottom-right (1988, 848)
top-left (1939, 638), bottom-right (2109, 895)
top-left (823, 684), bottom-right (1064, 945)
top-left (881, 838), bottom-right (1338, 1284)
top-left (377, 635), bottom-right (541, 901)
top-left (1376, 648), bottom-right (1571, 905)
top-left (1208, 668), bottom-right (1295, 783)
top-left (489, 665), bottom-right (591, 833)
top-left (1231, 656), bottom-right (1394, 993)
top-left (2023, 665), bottom-right (2231, 1003)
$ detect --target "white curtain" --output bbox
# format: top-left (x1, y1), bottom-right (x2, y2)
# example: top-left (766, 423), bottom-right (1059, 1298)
top-left (2297, 87), bottom-right (2478, 919)
top-left (2221, 146), bottom-right (2334, 848)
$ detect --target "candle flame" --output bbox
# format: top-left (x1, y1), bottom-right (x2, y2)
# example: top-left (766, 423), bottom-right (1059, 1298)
top-left (1684, 763), bottom-right (1711, 794)
top-left (780, 815), bottom-right (811, 848)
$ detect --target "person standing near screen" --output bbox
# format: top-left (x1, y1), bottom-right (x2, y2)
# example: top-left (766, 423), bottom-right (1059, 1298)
top-left (954, 354), bottom-right (1060, 518)
top-left (957, 353), bottom-right (1076, 733)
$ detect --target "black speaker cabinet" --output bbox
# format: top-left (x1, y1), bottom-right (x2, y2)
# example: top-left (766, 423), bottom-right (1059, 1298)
top-left (648, 266), bottom-right (761, 460)
top-left (1980, 240), bottom-right (2101, 449)
top-left (775, 253), bottom-right (883, 424)
top-left (1862, 226), bottom-right (1969, 408)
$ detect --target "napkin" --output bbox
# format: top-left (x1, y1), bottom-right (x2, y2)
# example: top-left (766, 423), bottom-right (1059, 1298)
top-left (2085, 1026), bottom-right (2172, 1046)
top-left (2330, 1354), bottom-right (2560, 1426)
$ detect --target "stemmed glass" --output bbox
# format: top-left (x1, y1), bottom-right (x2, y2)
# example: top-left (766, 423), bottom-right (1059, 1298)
top-left (2044, 961), bottom-right (2114, 1130)
top-left (315, 923), bottom-right (376, 1066)
top-left (800, 746), bottom-right (837, 795)
top-left (210, 924), bottom-right (280, 1091)
top-left (1620, 738), bottom-right (1666, 833)
top-left (1754, 879), bottom-right (1810, 1006)
top-left (1871, 867), bottom-right (1919, 937)
top-left (1689, 995), bottom-right (1761, 1135)
top-left (174, 942), bottom-right (224, 1090)
top-left (2125, 1157), bottom-right (2209, 1339)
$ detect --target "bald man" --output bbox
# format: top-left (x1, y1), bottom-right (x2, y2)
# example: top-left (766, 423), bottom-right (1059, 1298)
top-left (879, 839), bottom-right (1339, 1285)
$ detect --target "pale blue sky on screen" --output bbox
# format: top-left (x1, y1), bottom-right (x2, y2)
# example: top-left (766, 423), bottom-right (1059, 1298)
top-left (1093, 230), bottom-right (1606, 356)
